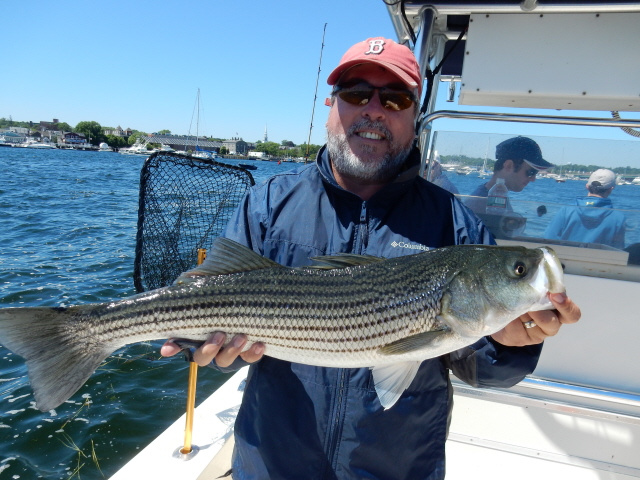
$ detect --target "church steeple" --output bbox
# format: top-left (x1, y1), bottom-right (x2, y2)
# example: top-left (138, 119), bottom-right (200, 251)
top-left (264, 125), bottom-right (268, 143)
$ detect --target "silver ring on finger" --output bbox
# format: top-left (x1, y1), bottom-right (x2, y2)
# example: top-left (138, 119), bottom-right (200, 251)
top-left (523, 320), bottom-right (537, 329)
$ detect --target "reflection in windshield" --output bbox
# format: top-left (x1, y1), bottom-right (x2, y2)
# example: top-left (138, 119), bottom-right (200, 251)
top-left (427, 131), bottom-right (640, 265)
top-left (544, 172), bottom-right (626, 249)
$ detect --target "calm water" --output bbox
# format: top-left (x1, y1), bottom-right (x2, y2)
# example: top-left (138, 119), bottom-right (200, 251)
top-left (0, 148), bottom-right (298, 479)
top-left (1, 148), bottom-right (639, 479)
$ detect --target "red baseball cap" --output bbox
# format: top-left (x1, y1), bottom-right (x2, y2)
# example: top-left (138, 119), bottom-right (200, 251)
top-left (327, 37), bottom-right (422, 94)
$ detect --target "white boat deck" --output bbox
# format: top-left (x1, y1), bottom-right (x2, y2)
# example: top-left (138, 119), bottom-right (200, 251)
top-left (448, 385), bottom-right (640, 479)
top-left (446, 439), bottom-right (640, 480)
top-left (109, 368), bottom-right (247, 480)
top-left (111, 365), bottom-right (640, 479)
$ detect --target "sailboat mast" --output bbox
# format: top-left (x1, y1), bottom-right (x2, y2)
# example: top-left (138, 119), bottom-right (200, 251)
top-left (195, 88), bottom-right (200, 152)
top-left (188, 88), bottom-right (201, 153)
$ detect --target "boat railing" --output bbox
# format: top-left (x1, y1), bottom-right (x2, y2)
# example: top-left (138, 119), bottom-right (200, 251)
top-left (452, 376), bottom-right (640, 424)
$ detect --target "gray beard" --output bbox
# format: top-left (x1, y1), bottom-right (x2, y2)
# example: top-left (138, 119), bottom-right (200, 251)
top-left (326, 120), bottom-right (412, 184)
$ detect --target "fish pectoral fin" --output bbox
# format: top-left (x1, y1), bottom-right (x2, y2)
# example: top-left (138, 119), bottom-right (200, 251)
top-left (307, 254), bottom-right (384, 270)
top-left (378, 330), bottom-right (448, 355)
top-left (175, 238), bottom-right (282, 283)
top-left (371, 361), bottom-right (422, 410)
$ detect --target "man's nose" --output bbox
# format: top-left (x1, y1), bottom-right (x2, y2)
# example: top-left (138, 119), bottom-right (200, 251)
top-left (361, 91), bottom-right (386, 120)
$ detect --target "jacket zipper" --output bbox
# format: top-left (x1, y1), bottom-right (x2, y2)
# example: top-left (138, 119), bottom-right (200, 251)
top-left (355, 201), bottom-right (368, 253)
top-left (325, 368), bottom-right (348, 476)
top-left (324, 201), bottom-right (368, 475)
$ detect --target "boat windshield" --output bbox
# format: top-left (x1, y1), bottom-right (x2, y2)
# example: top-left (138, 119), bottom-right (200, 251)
top-left (426, 131), bottom-right (640, 281)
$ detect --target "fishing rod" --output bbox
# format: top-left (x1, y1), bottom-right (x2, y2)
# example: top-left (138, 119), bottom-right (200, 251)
top-left (306, 23), bottom-right (327, 161)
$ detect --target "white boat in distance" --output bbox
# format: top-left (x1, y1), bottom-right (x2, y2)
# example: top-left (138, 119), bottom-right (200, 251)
top-left (113, 2), bottom-right (640, 479)
top-left (21, 140), bottom-right (56, 149)
top-left (120, 140), bottom-right (151, 156)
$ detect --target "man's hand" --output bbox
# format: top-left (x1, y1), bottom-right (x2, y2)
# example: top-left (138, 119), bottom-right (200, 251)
top-left (491, 292), bottom-right (581, 347)
top-left (160, 332), bottom-right (265, 367)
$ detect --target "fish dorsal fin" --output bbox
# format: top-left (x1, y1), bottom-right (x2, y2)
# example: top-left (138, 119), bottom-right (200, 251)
top-left (308, 254), bottom-right (384, 270)
top-left (371, 361), bottom-right (422, 409)
top-left (378, 330), bottom-right (449, 356)
top-left (175, 238), bottom-right (281, 284)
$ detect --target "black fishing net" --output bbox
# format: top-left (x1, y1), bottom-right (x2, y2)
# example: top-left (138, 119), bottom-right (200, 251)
top-left (134, 152), bottom-right (255, 292)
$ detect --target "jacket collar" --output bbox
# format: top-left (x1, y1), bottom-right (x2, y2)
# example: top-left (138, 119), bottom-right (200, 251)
top-left (576, 195), bottom-right (613, 208)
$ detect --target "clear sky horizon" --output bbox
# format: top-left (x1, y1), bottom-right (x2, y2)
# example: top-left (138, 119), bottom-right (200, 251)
top-left (5, 0), bottom-right (640, 167)
top-left (3, 0), bottom-right (398, 147)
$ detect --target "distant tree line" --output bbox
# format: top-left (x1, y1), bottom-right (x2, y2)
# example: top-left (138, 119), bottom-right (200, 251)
top-left (0, 117), bottom-right (73, 134)
top-left (254, 140), bottom-right (322, 159)
top-left (1, 117), bottom-right (323, 155)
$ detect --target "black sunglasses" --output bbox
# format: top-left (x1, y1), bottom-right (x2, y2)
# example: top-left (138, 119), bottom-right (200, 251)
top-left (517, 160), bottom-right (538, 178)
top-left (334, 83), bottom-right (416, 111)
top-left (525, 167), bottom-right (538, 178)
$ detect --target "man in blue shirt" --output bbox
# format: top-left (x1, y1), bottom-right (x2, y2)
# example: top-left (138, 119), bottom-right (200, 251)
top-left (465, 136), bottom-right (553, 214)
top-left (545, 168), bottom-right (626, 249)
top-left (161, 37), bottom-right (581, 479)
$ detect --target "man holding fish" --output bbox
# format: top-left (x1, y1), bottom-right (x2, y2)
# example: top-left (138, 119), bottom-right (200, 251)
top-left (162, 37), bottom-right (581, 479)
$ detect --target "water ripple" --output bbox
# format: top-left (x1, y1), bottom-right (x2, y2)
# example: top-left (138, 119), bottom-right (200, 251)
top-left (0, 148), bottom-right (293, 478)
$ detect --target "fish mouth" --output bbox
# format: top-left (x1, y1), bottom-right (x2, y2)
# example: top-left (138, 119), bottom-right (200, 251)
top-left (527, 247), bottom-right (565, 311)
top-left (541, 247), bottom-right (565, 294)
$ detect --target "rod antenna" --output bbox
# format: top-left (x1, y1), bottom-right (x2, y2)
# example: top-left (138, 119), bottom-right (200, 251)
top-left (306, 23), bottom-right (327, 160)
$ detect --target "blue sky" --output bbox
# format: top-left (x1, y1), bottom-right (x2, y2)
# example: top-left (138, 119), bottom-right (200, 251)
top-left (5, 0), bottom-right (640, 166)
top-left (2, 0), bottom-right (397, 146)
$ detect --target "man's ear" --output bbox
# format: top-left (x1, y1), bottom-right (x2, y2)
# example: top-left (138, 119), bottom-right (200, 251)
top-left (503, 159), bottom-right (515, 172)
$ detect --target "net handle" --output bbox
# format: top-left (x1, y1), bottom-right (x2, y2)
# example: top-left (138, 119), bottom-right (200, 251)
top-left (180, 247), bottom-right (207, 454)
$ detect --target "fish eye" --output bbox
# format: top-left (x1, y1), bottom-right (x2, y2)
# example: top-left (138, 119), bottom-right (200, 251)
top-left (513, 261), bottom-right (527, 277)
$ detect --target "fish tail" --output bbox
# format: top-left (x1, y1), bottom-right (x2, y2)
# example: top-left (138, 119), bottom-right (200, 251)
top-left (0, 306), bottom-right (112, 412)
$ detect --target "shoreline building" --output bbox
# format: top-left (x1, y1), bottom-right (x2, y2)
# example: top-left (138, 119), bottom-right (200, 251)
top-left (146, 134), bottom-right (222, 154)
top-left (222, 137), bottom-right (248, 155)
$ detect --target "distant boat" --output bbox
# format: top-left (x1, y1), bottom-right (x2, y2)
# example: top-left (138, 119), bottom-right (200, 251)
top-left (478, 154), bottom-right (491, 178)
top-left (616, 175), bottom-right (628, 185)
top-left (455, 166), bottom-right (474, 175)
top-left (553, 165), bottom-right (567, 182)
top-left (185, 89), bottom-right (214, 160)
top-left (193, 147), bottom-right (216, 159)
top-left (239, 163), bottom-right (257, 170)
top-left (441, 163), bottom-right (460, 172)
top-left (22, 140), bottom-right (56, 149)
top-left (632, 177), bottom-right (640, 185)
top-left (99, 142), bottom-right (113, 152)
top-left (120, 141), bottom-right (150, 156)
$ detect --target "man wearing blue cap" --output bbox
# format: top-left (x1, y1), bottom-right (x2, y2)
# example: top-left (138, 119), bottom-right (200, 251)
top-left (466, 136), bottom-right (554, 214)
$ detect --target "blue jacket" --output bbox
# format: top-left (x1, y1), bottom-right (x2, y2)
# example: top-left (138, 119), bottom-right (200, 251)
top-left (222, 146), bottom-right (542, 480)
top-left (544, 195), bottom-right (626, 249)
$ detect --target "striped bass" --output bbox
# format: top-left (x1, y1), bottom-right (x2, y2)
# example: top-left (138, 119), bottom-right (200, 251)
top-left (0, 238), bottom-right (564, 411)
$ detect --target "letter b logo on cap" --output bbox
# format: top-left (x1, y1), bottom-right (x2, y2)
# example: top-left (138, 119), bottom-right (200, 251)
top-left (365, 39), bottom-right (385, 55)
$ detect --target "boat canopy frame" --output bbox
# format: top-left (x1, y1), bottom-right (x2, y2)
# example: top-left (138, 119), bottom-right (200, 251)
top-left (383, 1), bottom-right (640, 178)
